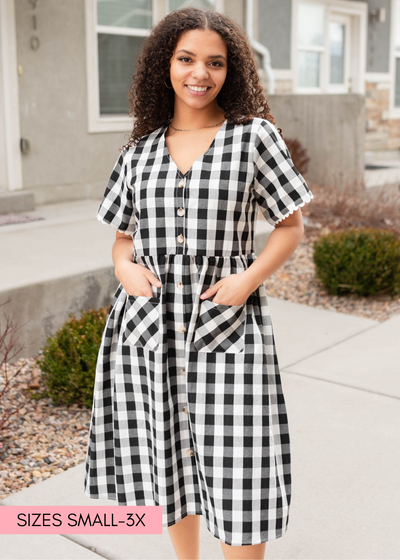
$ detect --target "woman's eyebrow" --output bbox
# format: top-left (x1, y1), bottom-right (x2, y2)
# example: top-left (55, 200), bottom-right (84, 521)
top-left (175, 49), bottom-right (226, 60)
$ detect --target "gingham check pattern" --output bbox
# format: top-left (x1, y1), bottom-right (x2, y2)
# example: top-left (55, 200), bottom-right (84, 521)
top-left (193, 299), bottom-right (246, 353)
top-left (121, 295), bottom-right (161, 351)
top-left (84, 117), bottom-right (314, 546)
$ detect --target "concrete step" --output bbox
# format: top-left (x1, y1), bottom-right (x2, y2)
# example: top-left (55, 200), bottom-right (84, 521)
top-left (0, 190), bottom-right (35, 214)
top-left (363, 150), bottom-right (400, 203)
top-left (0, 199), bottom-right (122, 359)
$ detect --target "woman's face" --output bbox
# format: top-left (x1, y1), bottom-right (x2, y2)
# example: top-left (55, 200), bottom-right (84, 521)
top-left (169, 29), bottom-right (228, 111)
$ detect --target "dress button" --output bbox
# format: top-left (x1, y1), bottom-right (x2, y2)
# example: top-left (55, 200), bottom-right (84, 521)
top-left (177, 207), bottom-right (185, 216)
top-left (180, 368), bottom-right (186, 374)
top-left (179, 179), bottom-right (186, 188)
top-left (177, 234), bottom-right (184, 243)
top-left (185, 449), bottom-right (194, 457)
top-left (182, 406), bottom-right (188, 413)
top-left (178, 325), bottom-right (186, 333)
top-left (176, 282), bottom-right (183, 290)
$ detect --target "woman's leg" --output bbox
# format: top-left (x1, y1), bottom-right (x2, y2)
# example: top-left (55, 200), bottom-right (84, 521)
top-left (220, 541), bottom-right (266, 560)
top-left (167, 514), bottom-right (201, 560)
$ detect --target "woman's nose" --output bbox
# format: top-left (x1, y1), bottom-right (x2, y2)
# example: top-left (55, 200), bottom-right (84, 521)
top-left (191, 64), bottom-right (209, 79)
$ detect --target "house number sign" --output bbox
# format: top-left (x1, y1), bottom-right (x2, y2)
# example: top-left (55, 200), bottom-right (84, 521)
top-left (29, 0), bottom-right (40, 51)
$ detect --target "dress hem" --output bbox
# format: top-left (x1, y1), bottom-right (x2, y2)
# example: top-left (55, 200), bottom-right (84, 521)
top-left (83, 489), bottom-right (289, 547)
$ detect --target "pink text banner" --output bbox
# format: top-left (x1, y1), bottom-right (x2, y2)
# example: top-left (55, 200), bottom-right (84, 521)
top-left (0, 506), bottom-right (163, 534)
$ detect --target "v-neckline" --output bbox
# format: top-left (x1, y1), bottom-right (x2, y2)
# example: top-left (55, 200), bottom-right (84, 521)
top-left (162, 119), bottom-right (228, 178)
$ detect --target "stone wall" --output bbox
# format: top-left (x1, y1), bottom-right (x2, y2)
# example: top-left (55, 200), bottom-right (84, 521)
top-left (364, 81), bottom-right (400, 151)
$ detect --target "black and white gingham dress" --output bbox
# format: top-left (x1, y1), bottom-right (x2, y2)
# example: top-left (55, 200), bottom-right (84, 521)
top-left (83, 117), bottom-right (314, 547)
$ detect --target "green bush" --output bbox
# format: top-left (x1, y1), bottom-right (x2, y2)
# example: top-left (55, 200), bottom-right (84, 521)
top-left (313, 227), bottom-right (400, 297)
top-left (36, 307), bottom-right (108, 408)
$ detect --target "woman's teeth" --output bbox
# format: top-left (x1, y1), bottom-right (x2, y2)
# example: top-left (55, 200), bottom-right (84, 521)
top-left (186, 85), bottom-right (209, 92)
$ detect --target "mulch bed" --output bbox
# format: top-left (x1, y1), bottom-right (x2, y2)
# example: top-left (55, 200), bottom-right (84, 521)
top-left (1, 181), bottom-right (399, 501)
top-left (0, 359), bottom-right (91, 500)
top-left (0, 213), bottom-right (45, 226)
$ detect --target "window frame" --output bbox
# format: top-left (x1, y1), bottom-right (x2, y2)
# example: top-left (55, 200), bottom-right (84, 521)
top-left (296, 1), bottom-right (326, 93)
top-left (389, 0), bottom-right (400, 117)
top-left (291, 0), bottom-right (367, 95)
top-left (85, 0), bottom-right (158, 133)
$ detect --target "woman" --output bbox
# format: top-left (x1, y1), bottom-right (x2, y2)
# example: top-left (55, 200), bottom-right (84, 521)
top-left (84, 7), bottom-right (314, 560)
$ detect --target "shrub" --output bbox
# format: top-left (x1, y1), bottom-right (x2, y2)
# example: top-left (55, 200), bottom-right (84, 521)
top-left (284, 138), bottom-right (310, 176)
top-left (0, 298), bottom-right (26, 435)
top-left (313, 227), bottom-right (400, 297)
top-left (36, 307), bottom-right (108, 408)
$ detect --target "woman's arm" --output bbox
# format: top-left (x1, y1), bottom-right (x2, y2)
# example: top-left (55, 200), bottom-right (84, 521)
top-left (243, 207), bottom-right (304, 291)
top-left (112, 231), bottom-right (135, 273)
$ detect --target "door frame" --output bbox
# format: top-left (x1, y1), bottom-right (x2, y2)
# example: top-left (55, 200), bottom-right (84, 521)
top-left (0, 0), bottom-right (22, 192)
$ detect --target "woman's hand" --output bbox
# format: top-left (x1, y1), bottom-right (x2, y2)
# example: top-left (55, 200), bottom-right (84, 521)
top-left (112, 232), bottom-right (162, 297)
top-left (199, 271), bottom-right (257, 306)
top-left (116, 261), bottom-right (162, 297)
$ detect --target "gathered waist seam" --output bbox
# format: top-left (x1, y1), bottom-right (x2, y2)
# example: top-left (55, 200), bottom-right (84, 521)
top-left (134, 252), bottom-right (257, 260)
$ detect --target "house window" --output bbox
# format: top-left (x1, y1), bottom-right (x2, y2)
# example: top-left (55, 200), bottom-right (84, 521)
top-left (85, 0), bottom-right (157, 133)
top-left (96, 0), bottom-right (152, 115)
top-left (395, 0), bottom-right (400, 107)
top-left (297, 2), bottom-right (325, 89)
top-left (166, 0), bottom-right (216, 11)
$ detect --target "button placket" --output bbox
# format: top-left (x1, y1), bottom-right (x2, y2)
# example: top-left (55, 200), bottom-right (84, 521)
top-left (175, 189), bottom-right (191, 454)
top-left (177, 176), bottom-right (187, 252)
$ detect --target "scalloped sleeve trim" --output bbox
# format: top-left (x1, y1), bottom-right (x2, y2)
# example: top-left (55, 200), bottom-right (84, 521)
top-left (273, 190), bottom-right (314, 225)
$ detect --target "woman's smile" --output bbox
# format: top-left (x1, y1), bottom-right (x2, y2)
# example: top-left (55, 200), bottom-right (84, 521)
top-left (185, 84), bottom-right (211, 96)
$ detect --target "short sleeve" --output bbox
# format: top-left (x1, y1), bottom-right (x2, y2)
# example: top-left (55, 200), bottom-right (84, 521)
top-left (96, 148), bottom-right (136, 236)
top-left (252, 120), bottom-right (314, 227)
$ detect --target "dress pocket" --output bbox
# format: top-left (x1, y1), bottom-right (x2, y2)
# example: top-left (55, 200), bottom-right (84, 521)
top-left (122, 294), bottom-right (161, 351)
top-left (193, 299), bottom-right (246, 353)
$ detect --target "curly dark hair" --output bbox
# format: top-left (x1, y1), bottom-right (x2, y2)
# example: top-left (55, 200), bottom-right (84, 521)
top-left (120, 7), bottom-right (281, 152)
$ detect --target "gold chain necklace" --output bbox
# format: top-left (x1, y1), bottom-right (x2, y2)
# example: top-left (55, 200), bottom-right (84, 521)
top-left (168, 117), bottom-right (226, 132)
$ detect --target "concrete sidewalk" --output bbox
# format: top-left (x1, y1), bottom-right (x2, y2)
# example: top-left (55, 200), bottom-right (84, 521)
top-left (364, 150), bottom-right (400, 205)
top-left (1, 297), bottom-right (399, 559)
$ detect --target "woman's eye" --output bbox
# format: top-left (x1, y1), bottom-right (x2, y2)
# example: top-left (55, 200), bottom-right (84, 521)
top-left (177, 57), bottom-right (223, 67)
